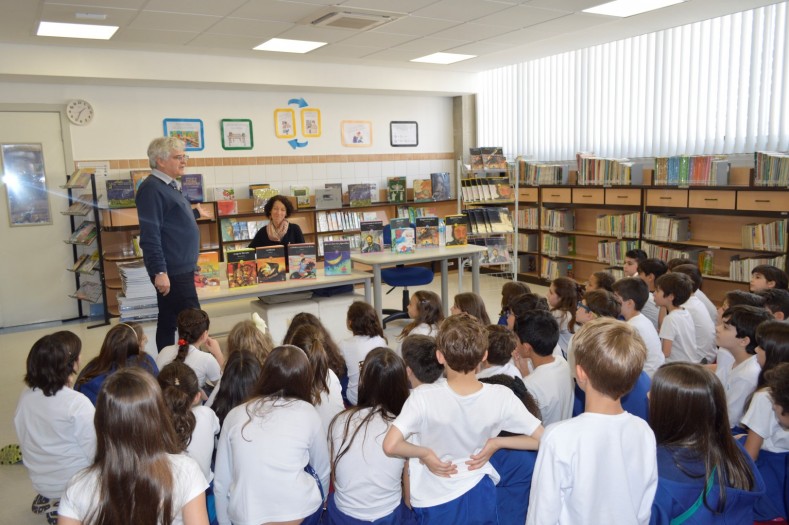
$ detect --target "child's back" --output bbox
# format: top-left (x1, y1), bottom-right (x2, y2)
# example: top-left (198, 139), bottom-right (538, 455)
top-left (628, 313), bottom-right (663, 376)
top-left (682, 293), bottom-right (716, 362)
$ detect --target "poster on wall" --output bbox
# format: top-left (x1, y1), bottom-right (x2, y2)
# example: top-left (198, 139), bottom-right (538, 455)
top-left (301, 108), bottom-right (322, 138)
top-left (341, 120), bottom-right (372, 147)
top-left (163, 118), bottom-right (204, 151)
top-left (274, 109), bottom-right (296, 139)
top-left (221, 119), bottom-right (254, 150)
top-left (390, 121), bottom-right (418, 147)
top-left (1, 143), bottom-right (52, 227)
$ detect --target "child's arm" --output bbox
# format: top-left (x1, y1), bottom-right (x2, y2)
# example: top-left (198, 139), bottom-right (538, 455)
top-left (466, 432), bottom-right (542, 470)
top-left (203, 336), bottom-right (225, 368)
top-left (383, 425), bottom-right (457, 477)
top-left (743, 429), bottom-right (764, 461)
top-left (182, 492), bottom-right (209, 525)
top-left (402, 462), bottom-right (411, 509)
top-left (661, 338), bottom-right (672, 359)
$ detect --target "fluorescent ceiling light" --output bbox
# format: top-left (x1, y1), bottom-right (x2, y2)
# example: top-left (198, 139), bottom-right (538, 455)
top-left (583, 0), bottom-right (687, 18)
top-left (411, 52), bottom-right (476, 65)
top-left (254, 38), bottom-right (327, 53)
top-left (37, 21), bottom-right (118, 40)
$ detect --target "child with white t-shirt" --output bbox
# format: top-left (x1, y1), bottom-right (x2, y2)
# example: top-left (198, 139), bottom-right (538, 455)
top-left (476, 325), bottom-right (521, 380)
top-left (155, 308), bottom-right (224, 388)
top-left (612, 277), bottom-right (664, 377)
top-left (339, 301), bottom-right (387, 405)
top-left (671, 264), bottom-right (717, 362)
top-left (399, 290), bottom-right (444, 340)
top-left (401, 334), bottom-right (443, 388)
top-left (637, 258), bottom-right (668, 330)
top-left (546, 277), bottom-right (580, 357)
top-left (654, 273), bottom-right (698, 363)
top-left (383, 313), bottom-right (543, 524)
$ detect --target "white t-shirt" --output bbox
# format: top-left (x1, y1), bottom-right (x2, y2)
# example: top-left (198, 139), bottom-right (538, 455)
top-left (188, 405), bottom-right (220, 482)
top-left (741, 389), bottom-right (789, 453)
top-left (695, 289), bottom-right (718, 325)
top-left (526, 412), bottom-right (657, 525)
top-left (392, 381), bottom-right (541, 507)
top-left (477, 359), bottom-right (522, 380)
top-left (13, 387), bottom-right (96, 498)
top-left (156, 344), bottom-right (221, 387)
top-left (523, 357), bottom-right (574, 426)
top-left (683, 295), bottom-right (717, 362)
top-left (340, 335), bottom-right (387, 405)
top-left (552, 310), bottom-right (574, 356)
top-left (330, 408), bottom-right (405, 520)
top-left (316, 369), bottom-right (345, 434)
top-left (642, 293), bottom-right (660, 330)
top-left (59, 453), bottom-right (207, 525)
top-left (628, 313), bottom-right (664, 377)
top-left (659, 308), bottom-right (697, 363)
top-left (214, 398), bottom-right (330, 525)
top-left (715, 350), bottom-right (760, 427)
top-left (396, 323), bottom-right (438, 355)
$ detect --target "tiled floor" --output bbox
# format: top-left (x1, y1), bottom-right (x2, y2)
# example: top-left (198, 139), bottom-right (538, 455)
top-left (0, 272), bottom-right (546, 525)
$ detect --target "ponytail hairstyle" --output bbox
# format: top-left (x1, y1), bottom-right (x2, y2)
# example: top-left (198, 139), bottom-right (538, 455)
top-left (25, 331), bottom-right (82, 396)
top-left (649, 363), bottom-right (755, 512)
top-left (283, 312), bottom-right (347, 379)
top-left (76, 323), bottom-right (146, 389)
top-left (157, 362), bottom-right (199, 451)
top-left (175, 309), bottom-right (210, 362)
top-left (549, 277), bottom-right (581, 334)
top-left (347, 301), bottom-right (386, 341)
top-left (400, 290), bottom-right (444, 339)
top-left (211, 350), bottom-right (263, 426)
top-left (286, 324), bottom-right (331, 404)
top-left (89, 367), bottom-right (180, 525)
top-left (453, 292), bottom-right (491, 325)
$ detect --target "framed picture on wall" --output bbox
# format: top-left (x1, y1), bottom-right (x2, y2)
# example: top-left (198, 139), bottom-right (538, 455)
top-left (390, 121), bottom-right (418, 147)
top-left (341, 120), bottom-right (372, 147)
top-left (1, 143), bottom-right (52, 227)
top-left (221, 119), bottom-right (254, 150)
top-left (301, 108), bottom-right (322, 138)
top-left (163, 118), bottom-right (204, 151)
top-left (274, 109), bottom-right (296, 139)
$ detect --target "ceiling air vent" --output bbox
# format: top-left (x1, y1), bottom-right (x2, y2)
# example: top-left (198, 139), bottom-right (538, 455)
top-left (310, 11), bottom-right (397, 31)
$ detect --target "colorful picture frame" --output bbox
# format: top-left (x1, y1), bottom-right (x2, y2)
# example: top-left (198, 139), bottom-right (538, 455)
top-left (274, 109), bottom-right (296, 139)
top-left (341, 120), bottom-right (372, 147)
top-left (390, 121), bottom-right (418, 147)
top-left (1, 143), bottom-right (52, 227)
top-left (301, 108), bottom-right (322, 138)
top-left (163, 118), bottom-right (204, 151)
top-left (221, 119), bottom-right (254, 150)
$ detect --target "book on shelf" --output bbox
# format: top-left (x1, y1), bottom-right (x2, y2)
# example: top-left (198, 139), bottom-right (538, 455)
top-left (486, 207), bottom-right (514, 233)
top-left (323, 240), bottom-right (352, 275)
top-left (742, 219), bottom-right (787, 251)
top-left (216, 200), bottom-right (238, 216)
top-left (469, 148), bottom-right (484, 171)
top-left (69, 253), bottom-right (90, 272)
top-left (415, 217), bottom-right (439, 248)
top-left (519, 161), bottom-right (568, 185)
top-left (754, 152), bottom-right (789, 187)
top-left (482, 147), bottom-right (507, 170)
top-left (220, 219), bottom-right (236, 242)
top-left (291, 186), bottom-right (311, 209)
top-left (347, 184), bottom-right (372, 207)
top-left (390, 218), bottom-right (415, 254)
top-left (314, 188), bottom-right (340, 210)
top-left (518, 233), bottom-right (539, 252)
top-left (233, 219), bottom-right (250, 241)
top-left (653, 155), bottom-right (730, 186)
top-left (105, 179), bottom-right (135, 208)
top-left (519, 254), bottom-right (538, 273)
top-left (445, 214), bottom-right (469, 246)
top-left (214, 187), bottom-right (236, 201)
top-left (65, 168), bottom-right (95, 189)
top-left (482, 237), bottom-right (510, 265)
top-left (288, 243), bottom-right (317, 279)
top-left (252, 188), bottom-right (279, 213)
top-left (248, 183), bottom-right (270, 197)
top-left (430, 172), bottom-right (450, 200)
top-left (226, 248), bottom-right (257, 288)
top-left (180, 174), bottom-right (204, 203)
top-left (68, 221), bottom-right (98, 245)
top-left (387, 176), bottom-right (407, 203)
top-left (78, 251), bottom-right (101, 273)
top-left (412, 179), bottom-right (433, 202)
top-left (195, 251), bottom-right (220, 287)
top-left (360, 220), bottom-right (384, 253)
top-left (130, 170), bottom-right (151, 196)
top-left (541, 208), bottom-right (575, 232)
top-left (248, 220), bottom-right (264, 240)
top-left (255, 246), bottom-right (287, 283)
top-left (72, 281), bottom-right (103, 303)
top-left (64, 200), bottom-right (92, 215)
top-left (490, 177), bottom-right (514, 201)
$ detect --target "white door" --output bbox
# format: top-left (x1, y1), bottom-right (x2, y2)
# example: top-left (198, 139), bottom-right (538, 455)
top-left (0, 110), bottom-right (77, 327)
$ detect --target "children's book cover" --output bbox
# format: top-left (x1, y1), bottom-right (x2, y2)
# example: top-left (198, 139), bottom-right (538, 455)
top-left (390, 217), bottom-right (415, 254)
top-left (430, 172), bottom-right (451, 200)
top-left (226, 248), bottom-right (257, 288)
top-left (216, 200), bottom-right (238, 216)
top-left (444, 214), bottom-right (469, 246)
top-left (412, 179), bottom-right (433, 202)
top-left (180, 174), bottom-right (204, 203)
top-left (291, 186), bottom-right (311, 209)
top-left (255, 246), bottom-right (287, 283)
top-left (220, 219), bottom-right (236, 242)
top-left (288, 243), bottom-right (317, 279)
top-left (491, 177), bottom-right (514, 201)
top-left (214, 187), bottom-right (236, 201)
top-left (469, 148), bottom-right (484, 171)
top-left (483, 237), bottom-right (510, 265)
top-left (387, 176), bottom-right (406, 203)
top-left (348, 184), bottom-right (372, 207)
top-left (232, 220), bottom-right (249, 241)
top-left (194, 251), bottom-right (220, 288)
top-left (70, 221), bottom-right (98, 244)
top-left (105, 179), bottom-right (135, 208)
top-left (359, 220), bottom-right (384, 253)
top-left (323, 240), bottom-right (352, 275)
top-left (415, 217), bottom-right (439, 248)
top-left (248, 183), bottom-right (270, 198)
top-left (77, 251), bottom-right (101, 273)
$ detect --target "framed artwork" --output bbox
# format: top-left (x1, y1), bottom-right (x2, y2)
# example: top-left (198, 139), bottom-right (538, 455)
top-left (1, 143), bottom-right (52, 227)
top-left (274, 109), bottom-right (296, 139)
top-left (163, 118), bottom-right (204, 151)
top-left (390, 121), bottom-right (418, 147)
top-left (341, 120), bottom-right (372, 147)
top-left (301, 108), bottom-right (322, 138)
top-left (221, 119), bottom-right (254, 150)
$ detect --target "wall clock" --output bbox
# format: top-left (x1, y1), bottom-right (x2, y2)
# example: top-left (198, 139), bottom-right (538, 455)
top-left (66, 99), bottom-right (94, 126)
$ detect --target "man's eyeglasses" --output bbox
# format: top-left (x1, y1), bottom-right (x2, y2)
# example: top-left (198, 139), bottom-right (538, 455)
top-left (172, 154), bottom-right (189, 161)
top-left (577, 301), bottom-right (592, 313)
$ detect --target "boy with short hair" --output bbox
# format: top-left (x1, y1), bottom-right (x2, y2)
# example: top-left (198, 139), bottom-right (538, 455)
top-left (383, 313), bottom-right (544, 523)
top-left (714, 305), bottom-right (773, 427)
top-left (512, 310), bottom-right (573, 426)
top-left (670, 264), bottom-right (717, 362)
top-left (759, 288), bottom-right (789, 321)
top-left (671, 263), bottom-right (717, 324)
top-left (750, 264), bottom-right (789, 292)
top-left (612, 277), bottom-right (664, 377)
top-left (526, 317), bottom-right (657, 524)
top-left (654, 272), bottom-right (698, 363)
top-left (401, 334), bottom-right (443, 388)
top-left (623, 249), bottom-right (647, 278)
top-left (637, 258), bottom-right (667, 329)
top-left (477, 325), bottom-right (521, 380)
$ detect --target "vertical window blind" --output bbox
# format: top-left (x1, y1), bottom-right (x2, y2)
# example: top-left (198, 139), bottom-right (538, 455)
top-left (477, 2), bottom-right (788, 161)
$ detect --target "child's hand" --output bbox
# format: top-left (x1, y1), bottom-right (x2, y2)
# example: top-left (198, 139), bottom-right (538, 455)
top-left (419, 450), bottom-right (457, 478)
top-left (466, 439), bottom-right (500, 470)
top-left (204, 336), bottom-right (221, 355)
top-left (511, 350), bottom-right (531, 377)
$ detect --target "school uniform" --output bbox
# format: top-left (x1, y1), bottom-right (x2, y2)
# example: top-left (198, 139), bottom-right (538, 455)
top-left (571, 371), bottom-right (650, 422)
top-left (396, 323), bottom-right (438, 356)
top-left (694, 289), bottom-right (718, 326)
top-left (476, 359), bottom-right (522, 380)
top-left (627, 313), bottom-right (664, 377)
top-left (75, 354), bottom-right (159, 405)
top-left (489, 448), bottom-right (539, 525)
top-left (659, 308), bottom-right (698, 363)
top-left (714, 350), bottom-right (760, 428)
top-left (552, 310), bottom-right (573, 357)
top-left (340, 335), bottom-right (387, 405)
top-left (642, 293), bottom-right (660, 330)
top-left (156, 344), bottom-right (221, 388)
top-left (187, 405), bottom-right (220, 482)
top-left (522, 356), bottom-right (574, 426)
top-left (683, 295), bottom-right (717, 362)
top-left (316, 369), bottom-right (345, 434)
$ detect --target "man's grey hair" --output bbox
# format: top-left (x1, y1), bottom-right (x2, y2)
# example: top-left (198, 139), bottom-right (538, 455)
top-left (147, 137), bottom-right (185, 169)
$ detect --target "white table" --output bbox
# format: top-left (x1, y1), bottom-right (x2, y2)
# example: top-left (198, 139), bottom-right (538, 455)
top-left (350, 245), bottom-right (487, 319)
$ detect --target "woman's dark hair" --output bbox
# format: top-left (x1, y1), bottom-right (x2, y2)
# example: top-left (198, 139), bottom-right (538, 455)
top-left (754, 320), bottom-right (789, 389)
top-left (508, 293), bottom-right (549, 320)
top-left (453, 292), bottom-right (491, 325)
top-left (76, 323), bottom-right (146, 389)
top-left (175, 309), bottom-right (210, 362)
top-left (90, 367), bottom-right (180, 525)
top-left (283, 312), bottom-right (347, 379)
top-left (479, 374), bottom-right (542, 422)
top-left (329, 348), bottom-right (409, 482)
top-left (263, 195), bottom-right (295, 218)
top-left (400, 290), bottom-right (444, 339)
top-left (285, 324), bottom-right (332, 405)
top-left (347, 301), bottom-right (386, 341)
top-left (157, 362), bottom-right (199, 451)
top-left (212, 350), bottom-right (263, 426)
top-left (550, 277), bottom-right (581, 334)
top-left (649, 363), bottom-right (755, 512)
top-left (25, 330), bottom-right (82, 397)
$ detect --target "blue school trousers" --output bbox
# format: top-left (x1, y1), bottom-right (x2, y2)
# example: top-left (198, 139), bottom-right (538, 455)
top-left (413, 476), bottom-right (497, 525)
top-left (326, 494), bottom-right (416, 525)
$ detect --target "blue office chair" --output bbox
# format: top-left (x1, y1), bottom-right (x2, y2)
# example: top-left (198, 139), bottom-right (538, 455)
top-left (381, 224), bottom-right (434, 328)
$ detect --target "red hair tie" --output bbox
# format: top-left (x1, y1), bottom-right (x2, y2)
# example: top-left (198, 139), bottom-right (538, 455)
top-left (178, 338), bottom-right (187, 346)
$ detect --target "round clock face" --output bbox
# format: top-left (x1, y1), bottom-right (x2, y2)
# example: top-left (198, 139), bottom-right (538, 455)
top-left (66, 99), bottom-right (94, 126)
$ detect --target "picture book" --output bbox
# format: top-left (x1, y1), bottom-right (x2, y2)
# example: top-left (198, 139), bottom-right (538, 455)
top-left (359, 220), bottom-right (384, 253)
top-left (291, 186), bottom-right (311, 209)
top-left (323, 240), bottom-right (352, 275)
top-left (252, 188), bottom-right (279, 213)
top-left (77, 251), bottom-right (101, 274)
top-left (216, 199), bottom-right (238, 216)
top-left (225, 248), bottom-right (257, 288)
top-left (248, 183), bottom-right (270, 197)
top-left (180, 174), bottom-right (204, 203)
top-left (348, 184), bottom-right (372, 207)
top-left (387, 176), bottom-right (406, 203)
top-left (214, 187), bottom-right (236, 201)
top-left (325, 183), bottom-right (343, 194)
top-left (490, 177), bottom-right (514, 201)
top-left (194, 251), bottom-right (220, 288)
top-left (415, 216), bottom-right (439, 248)
top-left (232, 219), bottom-right (249, 241)
top-left (105, 179), bottom-right (135, 208)
top-left (469, 148), bottom-right (484, 171)
top-left (69, 221), bottom-right (98, 245)
top-left (444, 214), bottom-right (469, 246)
top-left (412, 179), bottom-right (433, 202)
top-left (220, 219), bottom-right (236, 242)
top-left (315, 187), bottom-right (342, 209)
top-left (130, 170), bottom-right (151, 196)
top-left (390, 218), bottom-right (415, 254)
top-left (430, 172), bottom-right (451, 200)
top-left (69, 253), bottom-right (89, 273)
top-left (288, 243), bottom-right (317, 279)
top-left (72, 281), bottom-right (103, 303)
top-left (247, 220), bottom-right (264, 240)
top-left (255, 246), bottom-right (287, 283)
top-left (483, 237), bottom-right (510, 265)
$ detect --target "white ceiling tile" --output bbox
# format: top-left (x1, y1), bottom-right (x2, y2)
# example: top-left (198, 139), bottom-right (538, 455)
top-left (370, 16), bottom-right (457, 37)
top-left (394, 36), bottom-right (469, 53)
top-left (275, 24), bottom-right (362, 43)
top-left (447, 39), bottom-right (519, 55)
top-left (485, 25), bottom-right (560, 45)
top-left (335, 31), bottom-right (417, 48)
top-left (431, 22), bottom-right (509, 41)
top-left (474, 5), bottom-right (570, 27)
top-left (44, 0), bottom-right (148, 8)
top-left (411, 0), bottom-right (512, 22)
top-left (532, 12), bottom-right (610, 32)
top-left (230, 0), bottom-right (328, 23)
top-left (206, 18), bottom-right (293, 38)
top-left (308, 43), bottom-right (384, 58)
top-left (523, 0), bottom-right (603, 10)
top-left (363, 47), bottom-right (429, 61)
top-left (338, 0), bottom-right (439, 14)
top-left (143, 0), bottom-right (248, 17)
top-left (129, 11), bottom-right (221, 33)
top-left (187, 33), bottom-right (267, 50)
top-left (112, 28), bottom-right (199, 45)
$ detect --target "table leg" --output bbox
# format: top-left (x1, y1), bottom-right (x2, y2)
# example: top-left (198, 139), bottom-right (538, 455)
top-left (373, 265), bottom-right (383, 321)
top-left (471, 252), bottom-right (481, 295)
top-left (441, 258), bottom-right (449, 317)
top-left (363, 278), bottom-right (371, 304)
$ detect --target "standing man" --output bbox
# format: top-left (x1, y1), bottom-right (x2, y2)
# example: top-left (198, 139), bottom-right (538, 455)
top-left (137, 137), bottom-right (202, 350)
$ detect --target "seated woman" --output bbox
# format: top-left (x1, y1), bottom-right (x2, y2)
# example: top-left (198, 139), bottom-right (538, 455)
top-left (248, 195), bottom-right (304, 253)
